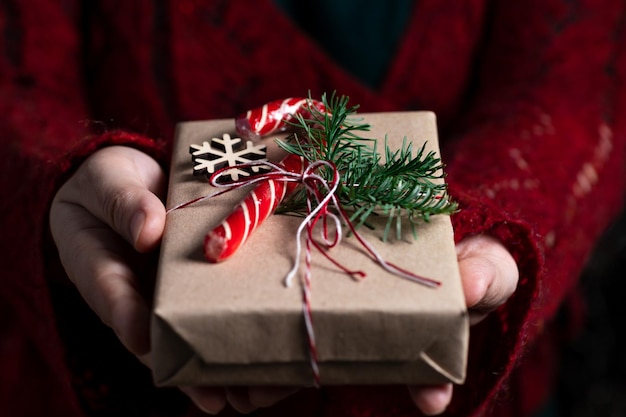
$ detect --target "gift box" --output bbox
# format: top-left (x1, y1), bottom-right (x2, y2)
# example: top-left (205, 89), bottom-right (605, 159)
top-left (151, 111), bottom-right (468, 386)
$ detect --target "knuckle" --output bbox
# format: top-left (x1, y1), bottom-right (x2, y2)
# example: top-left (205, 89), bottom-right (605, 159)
top-left (102, 187), bottom-right (137, 234)
top-left (75, 152), bottom-right (108, 192)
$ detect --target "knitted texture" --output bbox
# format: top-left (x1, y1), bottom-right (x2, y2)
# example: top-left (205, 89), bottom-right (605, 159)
top-left (1, 1), bottom-right (625, 416)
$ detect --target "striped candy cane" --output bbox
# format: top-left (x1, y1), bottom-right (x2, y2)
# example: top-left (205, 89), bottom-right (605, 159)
top-left (236, 97), bottom-right (326, 141)
top-left (204, 155), bottom-right (305, 262)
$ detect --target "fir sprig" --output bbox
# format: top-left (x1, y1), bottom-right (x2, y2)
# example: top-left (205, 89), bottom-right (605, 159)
top-left (276, 93), bottom-right (457, 241)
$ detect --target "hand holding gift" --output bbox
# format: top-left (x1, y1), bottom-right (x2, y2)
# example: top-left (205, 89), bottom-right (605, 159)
top-left (50, 146), bottom-right (166, 356)
top-left (49, 96), bottom-right (518, 416)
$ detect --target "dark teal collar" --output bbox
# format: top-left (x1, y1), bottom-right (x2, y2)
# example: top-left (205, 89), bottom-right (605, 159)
top-left (274, 0), bottom-right (413, 88)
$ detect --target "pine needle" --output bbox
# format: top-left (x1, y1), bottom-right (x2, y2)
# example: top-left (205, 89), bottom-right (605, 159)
top-left (276, 92), bottom-right (457, 240)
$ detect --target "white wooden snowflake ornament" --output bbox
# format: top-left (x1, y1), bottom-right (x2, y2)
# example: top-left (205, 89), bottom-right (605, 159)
top-left (189, 133), bottom-right (270, 183)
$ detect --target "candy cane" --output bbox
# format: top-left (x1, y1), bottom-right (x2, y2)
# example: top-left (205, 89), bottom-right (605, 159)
top-left (204, 155), bottom-right (305, 262)
top-left (236, 97), bottom-right (327, 141)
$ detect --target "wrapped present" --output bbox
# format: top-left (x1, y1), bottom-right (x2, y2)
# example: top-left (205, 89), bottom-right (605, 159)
top-left (151, 109), bottom-right (468, 387)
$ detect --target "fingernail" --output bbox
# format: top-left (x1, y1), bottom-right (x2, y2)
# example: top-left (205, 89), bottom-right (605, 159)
top-left (130, 211), bottom-right (145, 246)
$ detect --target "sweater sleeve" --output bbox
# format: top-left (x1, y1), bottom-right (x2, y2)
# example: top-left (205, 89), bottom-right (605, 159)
top-left (0, 2), bottom-right (167, 416)
top-left (442, 0), bottom-right (626, 415)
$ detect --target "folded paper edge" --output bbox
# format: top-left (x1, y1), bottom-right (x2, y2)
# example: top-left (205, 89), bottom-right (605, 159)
top-left (419, 314), bottom-right (469, 384)
top-left (151, 313), bottom-right (198, 385)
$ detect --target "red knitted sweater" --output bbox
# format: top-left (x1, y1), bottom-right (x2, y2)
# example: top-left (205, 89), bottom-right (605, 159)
top-left (1, 1), bottom-right (625, 416)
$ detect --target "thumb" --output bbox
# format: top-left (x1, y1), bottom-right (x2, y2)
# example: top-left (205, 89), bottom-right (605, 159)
top-left (456, 235), bottom-right (519, 324)
top-left (70, 146), bottom-right (167, 252)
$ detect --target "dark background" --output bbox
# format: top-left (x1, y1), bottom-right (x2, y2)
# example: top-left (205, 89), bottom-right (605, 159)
top-left (556, 207), bottom-right (626, 416)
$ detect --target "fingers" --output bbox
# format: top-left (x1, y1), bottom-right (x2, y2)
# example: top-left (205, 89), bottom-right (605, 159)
top-left (225, 386), bottom-right (299, 414)
top-left (180, 387), bottom-right (227, 415)
top-left (49, 146), bottom-right (166, 355)
top-left (226, 387), bottom-right (257, 414)
top-left (180, 386), bottom-right (299, 415)
top-left (50, 200), bottom-right (152, 354)
top-left (456, 235), bottom-right (519, 324)
top-left (247, 386), bottom-right (300, 408)
top-left (407, 384), bottom-right (453, 416)
top-left (62, 146), bottom-right (166, 252)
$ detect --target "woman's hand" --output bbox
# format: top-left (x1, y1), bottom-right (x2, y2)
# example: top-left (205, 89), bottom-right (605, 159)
top-left (49, 146), bottom-right (297, 415)
top-left (408, 234), bottom-right (520, 415)
top-left (50, 146), bottom-right (167, 356)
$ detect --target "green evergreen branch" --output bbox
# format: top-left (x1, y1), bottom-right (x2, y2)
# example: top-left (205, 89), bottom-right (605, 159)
top-left (276, 92), bottom-right (457, 241)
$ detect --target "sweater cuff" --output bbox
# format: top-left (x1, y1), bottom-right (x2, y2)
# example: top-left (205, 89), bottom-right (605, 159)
top-left (54, 130), bottom-right (169, 185)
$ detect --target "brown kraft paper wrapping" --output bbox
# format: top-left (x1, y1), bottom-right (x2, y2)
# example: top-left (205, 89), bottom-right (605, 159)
top-left (151, 111), bottom-right (468, 386)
